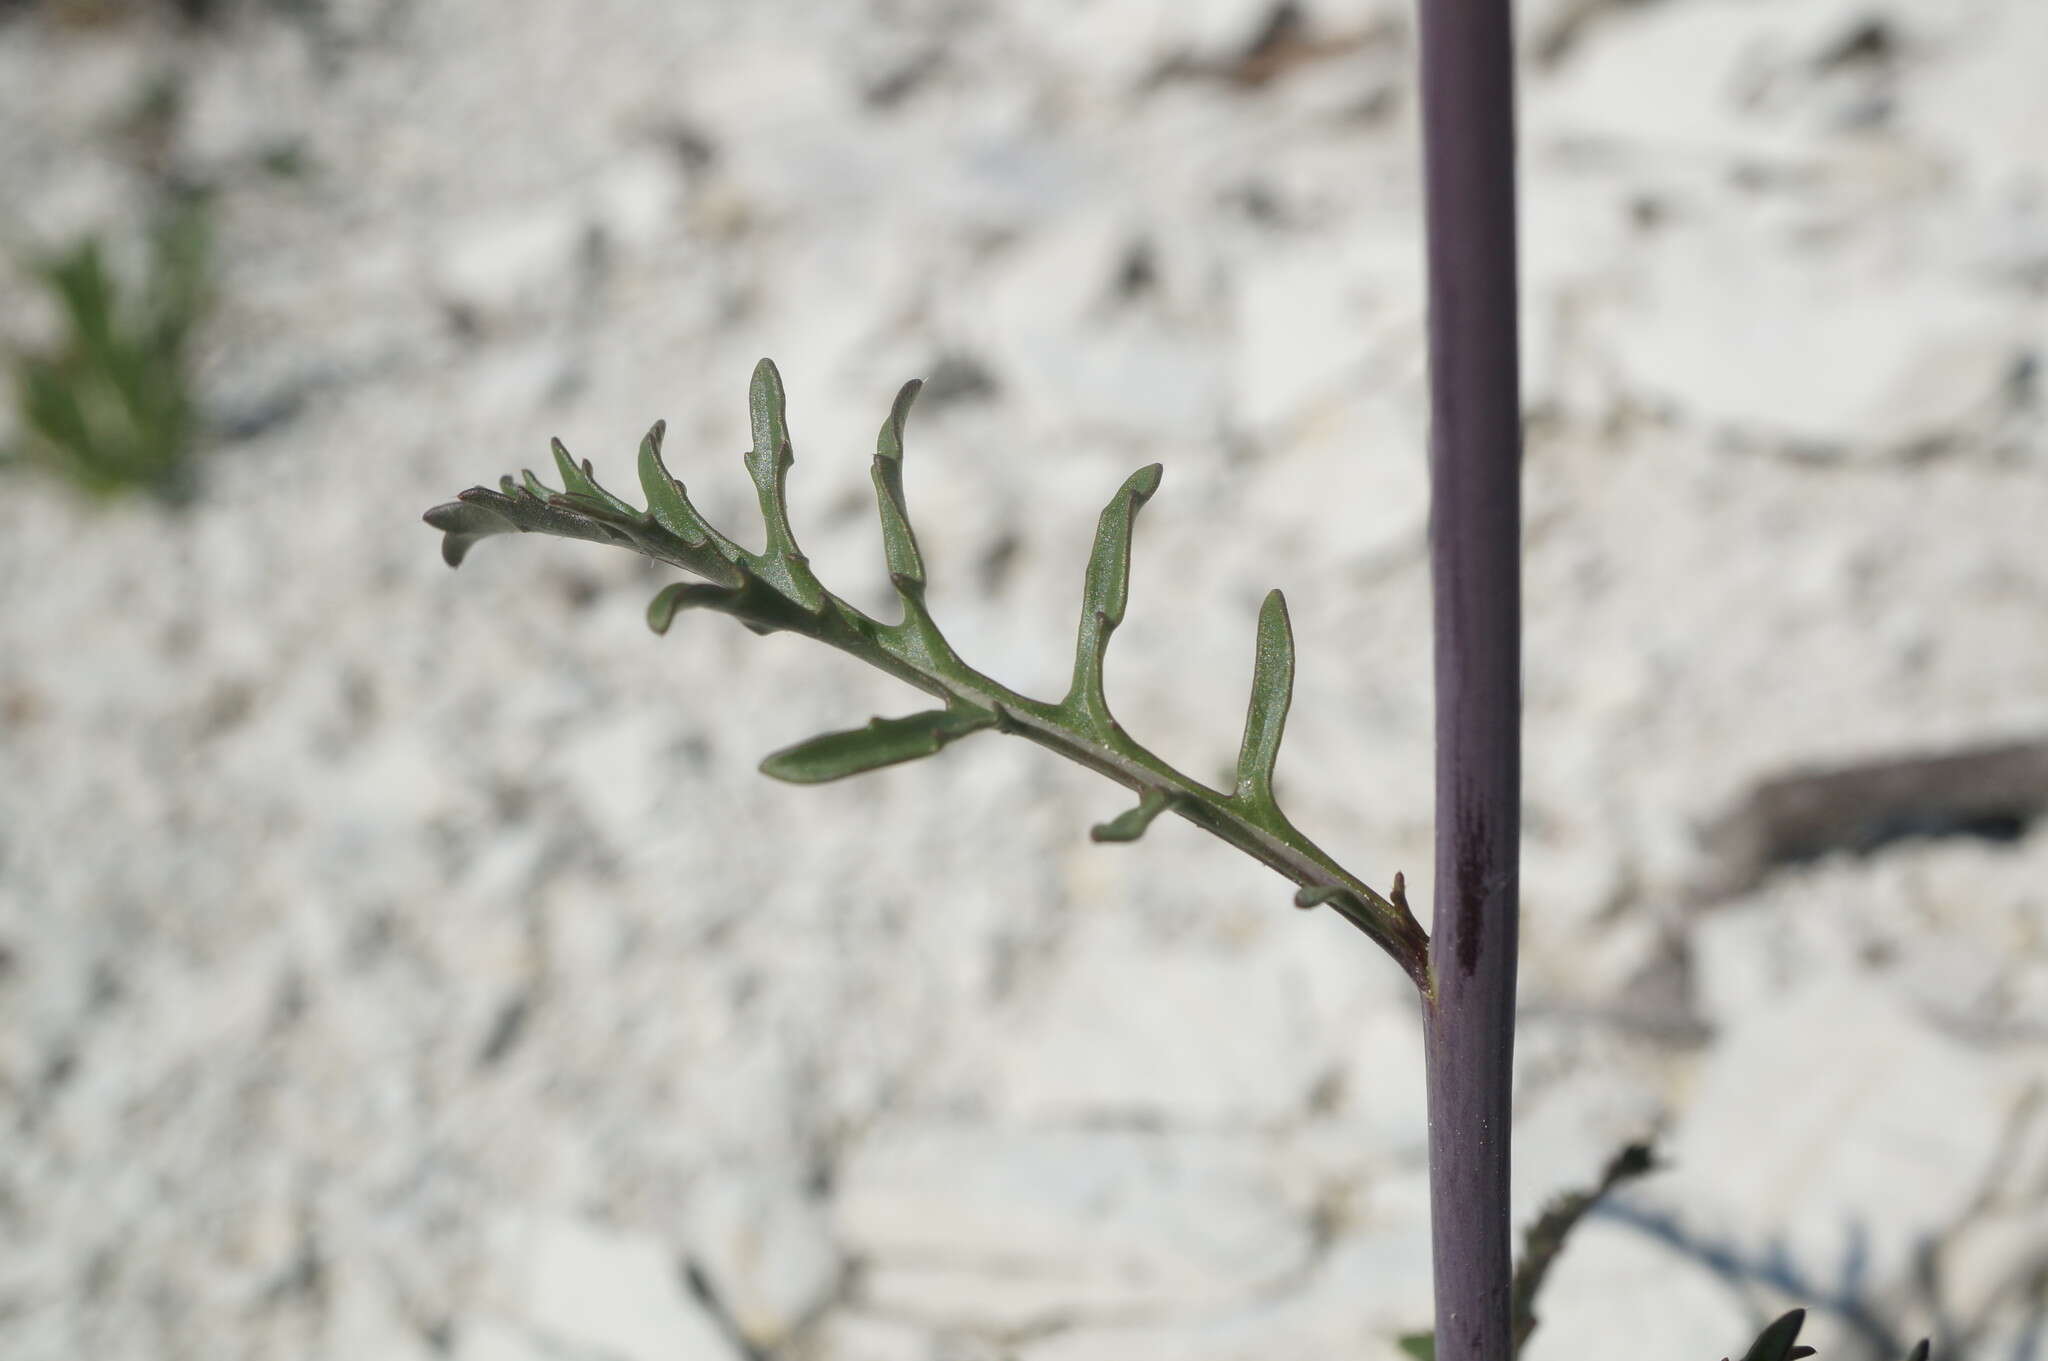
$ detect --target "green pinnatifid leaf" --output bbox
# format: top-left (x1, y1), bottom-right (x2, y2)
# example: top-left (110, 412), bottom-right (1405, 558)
top-left (871, 378), bottom-right (927, 597)
top-left (760, 708), bottom-right (999, 784)
top-left (1091, 789), bottom-right (1173, 843)
top-left (1397, 1332), bottom-right (1435, 1361)
top-left (1234, 588), bottom-right (1294, 813)
top-left (1065, 462), bottom-right (1163, 728)
top-left (425, 361), bottom-right (1432, 987)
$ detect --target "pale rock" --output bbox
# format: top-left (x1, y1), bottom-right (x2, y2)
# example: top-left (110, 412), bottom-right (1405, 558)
top-left (1516, 813), bottom-right (1633, 942)
top-left (176, 39), bottom-right (313, 173)
top-left (1524, 1), bottom-right (1765, 149)
top-left (1159, 0), bottom-right (1302, 61)
top-left (684, 37), bottom-right (849, 131)
top-left (1509, 1059), bottom-right (1667, 1232)
top-left (1229, 233), bottom-right (1420, 434)
top-left (431, 203), bottom-right (595, 331)
top-left (1942, 1200), bottom-right (2048, 1325)
top-left (1910, 2), bottom-right (2048, 189)
top-left (594, 151), bottom-right (689, 253)
top-left (674, 41), bottom-right (896, 221)
top-left (486, 1214), bottom-right (740, 1361)
top-left (1688, 901), bottom-right (1806, 1028)
top-left (317, 728), bottom-right (461, 844)
top-left (1690, 836), bottom-right (2048, 1035)
top-left (800, 1312), bottom-right (931, 1361)
top-left (687, 1172), bottom-right (842, 1347)
top-left (455, 821), bottom-right (554, 909)
top-left (963, 210), bottom-right (1224, 442)
top-left (1518, 179), bottom-right (1634, 420)
top-left (450, 1316), bottom-right (557, 1361)
top-left (2, 169), bottom-right (146, 307)
top-left (1238, 391), bottom-right (1428, 567)
top-left (1610, 226), bottom-right (2021, 454)
top-left (855, 1263), bottom-right (1152, 1335)
top-left (455, 336), bottom-right (581, 418)
top-left (1517, 1218), bottom-right (1750, 1361)
top-left (835, 1125), bottom-right (1313, 1328)
top-left (1338, 1006), bottom-right (1430, 1163)
top-left (556, 711), bottom-right (687, 831)
top-left (958, 928), bottom-right (1334, 1125)
top-left (1020, 1173), bottom-right (1433, 1361)
top-left (1659, 974), bottom-right (2027, 1291)
top-left (1514, 0), bottom-right (1583, 57)
top-left (1003, 0), bottom-right (1270, 93)
top-left (1524, 0), bottom-right (1849, 157)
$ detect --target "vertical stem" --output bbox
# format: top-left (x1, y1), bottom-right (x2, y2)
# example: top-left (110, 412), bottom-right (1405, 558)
top-left (1415, 3), bottom-right (1523, 1361)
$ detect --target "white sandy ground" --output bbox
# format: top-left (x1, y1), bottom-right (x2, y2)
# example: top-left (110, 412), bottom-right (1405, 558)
top-left (1, 0), bottom-right (2044, 1358)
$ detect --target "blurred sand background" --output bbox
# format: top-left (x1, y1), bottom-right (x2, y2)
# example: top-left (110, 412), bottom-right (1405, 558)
top-left (1, 1), bottom-right (2045, 1358)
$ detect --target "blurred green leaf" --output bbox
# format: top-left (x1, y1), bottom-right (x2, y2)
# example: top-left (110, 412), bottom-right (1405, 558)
top-left (1732, 1311), bottom-right (1816, 1361)
top-left (6, 195), bottom-right (210, 503)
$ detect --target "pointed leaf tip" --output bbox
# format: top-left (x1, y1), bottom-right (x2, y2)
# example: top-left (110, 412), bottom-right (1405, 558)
top-left (639, 421), bottom-right (711, 548)
top-left (1091, 789), bottom-right (1172, 842)
top-left (879, 378), bottom-right (922, 461)
top-left (1903, 1342), bottom-right (1929, 1361)
top-left (871, 377), bottom-right (926, 590)
top-left (1234, 588), bottom-right (1295, 807)
top-left (759, 708), bottom-right (998, 784)
top-left (1738, 1311), bottom-right (1809, 1361)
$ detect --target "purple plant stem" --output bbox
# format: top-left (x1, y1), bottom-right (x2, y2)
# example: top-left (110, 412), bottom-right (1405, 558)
top-left (1414, 2), bottom-right (1524, 1361)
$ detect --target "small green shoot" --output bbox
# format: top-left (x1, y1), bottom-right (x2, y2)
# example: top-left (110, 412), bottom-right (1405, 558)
top-left (3, 195), bottom-right (210, 504)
